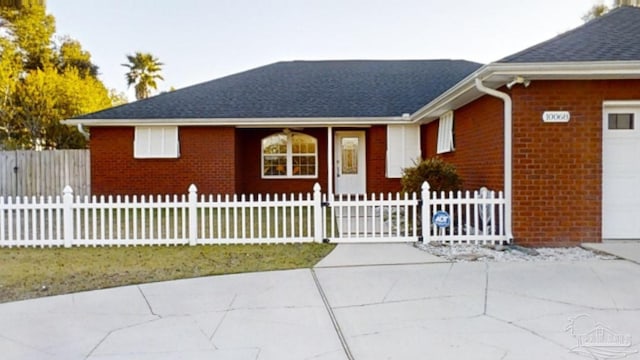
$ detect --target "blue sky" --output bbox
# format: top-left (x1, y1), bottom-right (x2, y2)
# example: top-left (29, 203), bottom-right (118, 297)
top-left (48, 0), bottom-right (600, 100)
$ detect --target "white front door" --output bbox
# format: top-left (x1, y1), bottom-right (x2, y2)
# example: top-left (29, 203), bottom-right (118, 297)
top-left (335, 131), bottom-right (366, 194)
top-left (603, 104), bottom-right (640, 239)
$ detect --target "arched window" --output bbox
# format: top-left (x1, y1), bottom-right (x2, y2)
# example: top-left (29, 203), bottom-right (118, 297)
top-left (262, 132), bottom-right (317, 178)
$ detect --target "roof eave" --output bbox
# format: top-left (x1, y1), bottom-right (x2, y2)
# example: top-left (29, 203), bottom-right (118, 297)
top-left (489, 60), bottom-right (640, 79)
top-left (62, 116), bottom-right (414, 127)
top-left (409, 65), bottom-right (492, 124)
top-left (411, 61), bottom-right (640, 124)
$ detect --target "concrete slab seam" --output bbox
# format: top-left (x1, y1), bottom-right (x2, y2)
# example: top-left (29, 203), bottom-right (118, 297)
top-left (484, 262), bottom-right (489, 315)
top-left (315, 260), bottom-right (451, 269)
top-left (137, 285), bottom-right (160, 317)
top-left (488, 289), bottom-right (640, 312)
top-left (580, 244), bottom-right (639, 266)
top-left (0, 332), bottom-right (53, 357)
top-left (82, 287), bottom-right (162, 359)
top-left (331, 295), bottom-right (459, 310)
top-left (485, 314), bottom-right (572, 353)
top-left (84, 317), bottom-right (164, 359)
top-left (310, 268), bottom-right (355, 360)
top-left (588, 265), bottom-right (620, 310)
top-left (209, 293), bottom-right (237, 344)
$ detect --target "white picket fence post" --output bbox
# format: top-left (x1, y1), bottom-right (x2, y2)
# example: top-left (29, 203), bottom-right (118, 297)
top-left (63, 185), bottom-right (74, 248)
top-left (188, 184), bottom-right (198, 246)
top-left (421, 181), bottom-right (431, 244)
top-left (313, 183), bottom-right (323, 243)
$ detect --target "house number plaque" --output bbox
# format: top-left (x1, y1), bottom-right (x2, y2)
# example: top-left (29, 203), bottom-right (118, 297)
top-left (542, 111), bottom-right (570, 123)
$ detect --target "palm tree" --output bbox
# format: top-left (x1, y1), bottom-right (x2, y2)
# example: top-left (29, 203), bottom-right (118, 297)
top-left (121, 52), bottom-right (164, 100)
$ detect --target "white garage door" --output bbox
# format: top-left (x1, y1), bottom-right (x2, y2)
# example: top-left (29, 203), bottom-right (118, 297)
top-left (603, 103), bottom-right (640, 239)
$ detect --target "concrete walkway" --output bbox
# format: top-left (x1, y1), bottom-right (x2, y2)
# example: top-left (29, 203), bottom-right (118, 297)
top-left (315, 242), bottom-right (444, 267)
top-left (583, 241), bottom-right (640, 264)
top-left (2, 243), bottom-right (640, 359)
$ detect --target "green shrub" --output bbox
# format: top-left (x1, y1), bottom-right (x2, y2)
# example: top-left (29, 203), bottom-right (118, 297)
top-left (401, 157), bottom-right (463, 194)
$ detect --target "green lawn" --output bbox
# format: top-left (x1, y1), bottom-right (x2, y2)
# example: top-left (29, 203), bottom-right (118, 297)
top-left (0, 243), bottom-right (335, 303)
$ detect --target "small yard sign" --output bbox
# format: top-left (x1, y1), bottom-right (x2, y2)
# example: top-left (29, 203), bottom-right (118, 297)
top-left (432, 211), bottom-right (451, 228)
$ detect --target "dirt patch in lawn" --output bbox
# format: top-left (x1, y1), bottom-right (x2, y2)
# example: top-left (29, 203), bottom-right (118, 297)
top-left (0, 243), bottom-right (335, 303)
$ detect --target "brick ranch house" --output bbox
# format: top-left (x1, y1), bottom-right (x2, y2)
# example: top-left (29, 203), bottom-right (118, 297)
top-left (66, 7), bottom-right (640, 246)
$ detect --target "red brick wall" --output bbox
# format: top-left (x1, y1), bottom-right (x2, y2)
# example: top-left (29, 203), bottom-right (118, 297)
top-left (90, 126), bottom-right (236, 195)
top-left (511, 79), bottom-right (640, 246)
top-left (422, 79), bottom-right (640, 246)
top-left (92, 126), bottom-right (404, 197)
top-left (367, 125), bottom-right (402, 193)
top-left (422, 95), bottom-right (505, 191)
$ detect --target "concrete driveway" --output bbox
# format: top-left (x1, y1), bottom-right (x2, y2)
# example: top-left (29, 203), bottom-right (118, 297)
top-left (1, 243), bottom-right (640, 360)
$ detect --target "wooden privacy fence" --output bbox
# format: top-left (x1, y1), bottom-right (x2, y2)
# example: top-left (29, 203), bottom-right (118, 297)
top-left (0, 150), bottom-right (90, 197)
top-left (0, 182), bottom-right (509, 247)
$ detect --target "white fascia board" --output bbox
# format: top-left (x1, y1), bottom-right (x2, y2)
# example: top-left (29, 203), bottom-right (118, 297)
top-left (62, 116), bottom-right (414, 127)
top-left (410, 61), bottom-right (640, 124)
top-left (488, 61), bottom-right (640, 78)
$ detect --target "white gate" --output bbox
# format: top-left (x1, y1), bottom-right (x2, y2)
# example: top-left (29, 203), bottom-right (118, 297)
top-left (322, 192), bottom-right (420, 243)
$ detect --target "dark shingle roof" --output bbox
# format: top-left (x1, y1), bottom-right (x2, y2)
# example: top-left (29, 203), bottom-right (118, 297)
top-left (78, 60), bottom-right (482, 120)
top-left (500, 6), bottom-right (640, 63)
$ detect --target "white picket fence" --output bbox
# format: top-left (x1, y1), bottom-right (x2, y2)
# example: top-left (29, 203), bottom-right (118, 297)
top-left (0, 182), bottom-right (509, 247)
top-left (423, 185), bottom-right (506, 244)
top-left (324, 192), bottom-right (420, 243)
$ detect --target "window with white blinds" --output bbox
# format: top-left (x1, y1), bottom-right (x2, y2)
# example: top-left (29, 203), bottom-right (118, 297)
top-left (134, 126), bottom-right (180, 158)
top-left (436, 111), bottom-right (455, 154)
top-left (386, 124), bottom-right (421, 178)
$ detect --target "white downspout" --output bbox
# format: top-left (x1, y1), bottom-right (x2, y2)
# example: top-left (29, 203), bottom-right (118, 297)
top-left (77, 123), bottom-right (90, 139)
top-left (474, 78), bottom-right (514, 243)
top-left (327, 126), bottom-right (333, 196)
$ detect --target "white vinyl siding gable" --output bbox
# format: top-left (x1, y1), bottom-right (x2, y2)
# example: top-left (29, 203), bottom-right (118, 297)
top-left (134, 126), bottom-right (180, 158)
top-left (437, 111), bottom-right (455, 154)
top-left (386, 124), bottom-right (421, 178)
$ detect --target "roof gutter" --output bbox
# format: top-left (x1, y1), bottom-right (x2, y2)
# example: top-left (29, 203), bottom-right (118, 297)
top-left (62, 116), bottom-right (413, 127)
top-left (410, 60), bottom-right (640, 124)
top-left (474, 78), bottom-right (513, 243)
top-left (487, 60), bottom-right (640, 78)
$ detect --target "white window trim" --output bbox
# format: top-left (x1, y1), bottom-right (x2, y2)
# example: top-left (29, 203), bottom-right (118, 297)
top-left (603, 104), bottom-right (640, 138)
top-left (134, 126), bottom-right (180, 159)
top-left (262, 132), bottom-right (318, 179)
top-left (437, 111), bottom-right (455, 154)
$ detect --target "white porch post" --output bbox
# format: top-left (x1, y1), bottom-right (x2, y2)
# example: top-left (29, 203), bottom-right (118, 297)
top-left (327, 126), bottom-right (333, 196)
